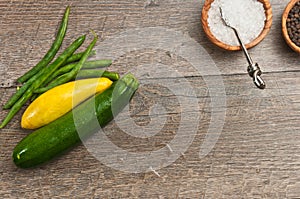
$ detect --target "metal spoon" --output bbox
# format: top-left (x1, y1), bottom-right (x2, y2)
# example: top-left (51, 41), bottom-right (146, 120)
top-left (219, 7), bottom-right (266, 89)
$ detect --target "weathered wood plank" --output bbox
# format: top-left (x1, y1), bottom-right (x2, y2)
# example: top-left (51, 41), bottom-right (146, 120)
top-left (1, 72), bottom-right (300, 198)
top-left (0, 0), bottom-right (300, 198)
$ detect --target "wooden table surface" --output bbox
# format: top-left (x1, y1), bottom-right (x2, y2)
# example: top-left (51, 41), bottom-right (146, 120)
top-left (1, 0), bottom-right (300, 198)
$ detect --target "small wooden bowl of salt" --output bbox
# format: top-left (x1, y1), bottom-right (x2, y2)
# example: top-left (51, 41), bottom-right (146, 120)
top-left (201, 0), bottom-right (273, 51)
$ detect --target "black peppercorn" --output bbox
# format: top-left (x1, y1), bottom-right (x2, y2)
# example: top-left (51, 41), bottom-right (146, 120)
top-left (287, 1), bottom-right (300, 47)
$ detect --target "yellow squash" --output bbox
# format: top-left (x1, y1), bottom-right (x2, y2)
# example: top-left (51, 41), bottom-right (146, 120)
top-left (21, 77), bottom-right (113, 129)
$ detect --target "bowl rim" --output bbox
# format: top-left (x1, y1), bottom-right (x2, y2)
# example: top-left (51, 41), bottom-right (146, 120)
top-left (282, 0), bottom-right (300, 53)
top-left (201, 0), bottom-right (273, 51)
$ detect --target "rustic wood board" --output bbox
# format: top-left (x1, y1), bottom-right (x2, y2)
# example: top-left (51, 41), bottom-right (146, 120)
top-left (1, 0), bottom-right (300, 198)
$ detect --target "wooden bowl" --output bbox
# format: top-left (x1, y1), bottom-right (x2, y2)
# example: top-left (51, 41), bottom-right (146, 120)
top-left (201, 0), bottom-right (273, 51)
top-left (282, 0), bottom-right (300, 53)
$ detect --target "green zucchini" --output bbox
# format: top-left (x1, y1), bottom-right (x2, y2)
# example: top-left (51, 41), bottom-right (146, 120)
top-left (13, 73), bottom-right (139, 168)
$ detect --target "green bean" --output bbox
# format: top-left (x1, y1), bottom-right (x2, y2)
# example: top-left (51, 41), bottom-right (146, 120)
top-left (62, 50), bottom-right (96, 65)
top-left (42, 59), bottom-right (112, 87)
top-left (76, 70), bottom-right (119, 81)
top-left (17, 6), bottom-right (70, 83)
top-left (42, 63), bottom-right (76, 86)
top-left (30, 94), bottom-right (39, 102)
top-left (34, 32), bottom-right (98, 94)
top-left (0, 35), bottom-right (86, 129)
top-left (61, 59), bottom-right (112, 73)
top-left (81, 59), bottom-right (112, 69)
top-left (3, 81), bottom-right (31, 109)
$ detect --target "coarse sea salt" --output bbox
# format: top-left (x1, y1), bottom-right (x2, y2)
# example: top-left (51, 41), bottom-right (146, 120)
top-left (207, 0), bottom-right (266, 46)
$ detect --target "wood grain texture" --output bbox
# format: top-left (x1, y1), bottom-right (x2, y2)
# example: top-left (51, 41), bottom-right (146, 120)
top-left (1, 0), bottom-right (300, 198)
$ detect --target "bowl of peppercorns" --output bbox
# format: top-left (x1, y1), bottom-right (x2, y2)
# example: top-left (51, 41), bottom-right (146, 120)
top-left (282, 0), bottom-right (300, 53)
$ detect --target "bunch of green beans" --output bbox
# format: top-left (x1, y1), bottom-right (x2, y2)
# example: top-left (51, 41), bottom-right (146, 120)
top-left (0, 6), bottom-right (119, 129)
